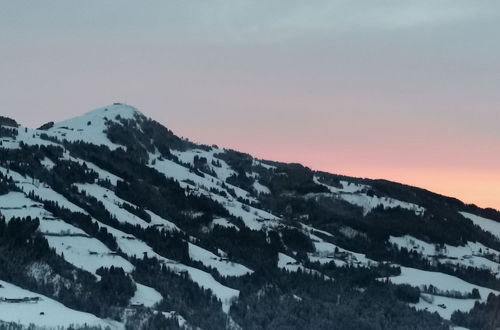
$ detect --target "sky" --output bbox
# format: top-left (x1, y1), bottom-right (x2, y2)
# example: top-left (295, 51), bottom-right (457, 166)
top-left (1, 1), bottom-right (499, 210)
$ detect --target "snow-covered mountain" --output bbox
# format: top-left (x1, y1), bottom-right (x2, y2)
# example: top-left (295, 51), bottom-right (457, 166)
top-left (1, 104), bottom-right (499, 330)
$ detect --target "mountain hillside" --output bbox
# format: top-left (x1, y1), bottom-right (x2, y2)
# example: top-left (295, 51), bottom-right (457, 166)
top-left (1, 104), bottom-right (500, 330)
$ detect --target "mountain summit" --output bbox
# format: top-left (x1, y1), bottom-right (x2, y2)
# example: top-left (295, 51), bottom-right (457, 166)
top-left (0, 105), bottom-right (499, 329)
top-left (43, 103), bottom-right (145, 150)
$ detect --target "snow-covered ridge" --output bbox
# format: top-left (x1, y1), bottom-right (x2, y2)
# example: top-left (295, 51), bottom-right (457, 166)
top-left (54, 103), bottom-right (142, 128)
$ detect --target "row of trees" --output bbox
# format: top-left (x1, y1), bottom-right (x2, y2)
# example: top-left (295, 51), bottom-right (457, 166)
top-left (452, 292), bottom-right (500, 329)
top-left (229, 269), bottom-right (448, 330)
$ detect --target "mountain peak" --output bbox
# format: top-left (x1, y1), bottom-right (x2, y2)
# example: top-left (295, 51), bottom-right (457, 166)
top-left (70, 103), bottom-right (143, 124)
top-left (44, 103), bottom-right (145, 149)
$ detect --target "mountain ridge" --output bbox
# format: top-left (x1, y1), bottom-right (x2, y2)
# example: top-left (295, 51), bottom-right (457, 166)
top-left (36, 103), bottom-right (499, 213)
top-left (0, 104), bottom-right (500, 330)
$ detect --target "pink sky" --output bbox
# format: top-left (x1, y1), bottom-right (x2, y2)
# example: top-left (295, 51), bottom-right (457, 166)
top-left (1, 1), bottom-right (499, 210)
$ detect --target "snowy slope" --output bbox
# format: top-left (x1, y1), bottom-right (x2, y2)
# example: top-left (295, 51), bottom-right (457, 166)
top-left (150, 151), bottom-right (256, 203)
top-left (461, 212), bottom-right (500, 240)
top-left (390, 235), bottom-right (500, 277)
top-left (130, 283), bottom-right (162, 308)
top-left (388, 266), bottom-right (498, 319)
top-left (0, 125), bottom-right (58, 150)
top-left (0, 280), bottom-right (122, 329)
top-left (0, 166), bottom-right (239, 318)
top-left (188, 243), bottom-right (253, 277)
top-left (313, 176), bottom-right (426, 216)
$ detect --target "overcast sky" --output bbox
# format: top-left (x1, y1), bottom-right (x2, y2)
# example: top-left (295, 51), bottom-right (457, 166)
top-left (1, 1), bottom-right (499, 209)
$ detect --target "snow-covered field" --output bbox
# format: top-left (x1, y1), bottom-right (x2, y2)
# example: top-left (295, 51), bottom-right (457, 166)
top-left (188, 243), bottom-right (252, 277)
top-left (211, 217), bottom-right (239, 230)
top-left (339, 193), bottom-right (425, 216)
top-left (305, 228), bottom-right (376, 268)
top-left (461, 212), bottom-right (500, 240)
top-left (130, 283), bottom-right (162, 308)
top-left (278, 253), bottom-right (308, 273)
top-left (208, 192), bottom-right (280, 230)
top-left (415, 293), bottom-right (477, 320)
top-left (312, 176), bottom-right (425, 216)
top-left (152, 150), bottom-right (255, 203)
top-left (277, 253), bottom-right (325, 279)
top-left (390, 235), bottom-right (500, 277)
top-left (47, 235), bottom-right (134, 274)
top-left (0, 280), bottom-right (122, 329)
top-left (0, 191), bottom-right (46, 220)
top-left (74, 183), bottom-right (151, 228)
top-left (388, 266), bottom-right (498, 319)
top-left (64, 153), bottom-right (123, 185)
top-left (313, 177), bottom-right (369, 194)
